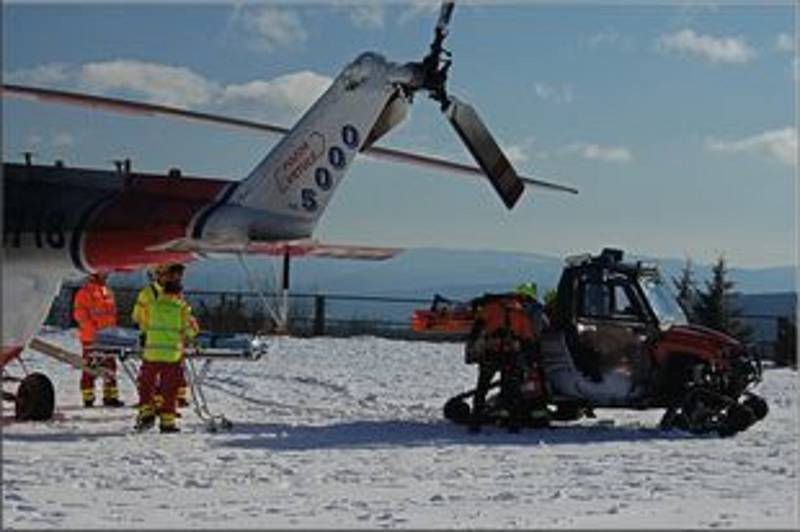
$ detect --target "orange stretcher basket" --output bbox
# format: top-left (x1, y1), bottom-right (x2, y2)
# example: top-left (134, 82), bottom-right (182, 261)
top-left (411, 308), bottom-right (476, 334)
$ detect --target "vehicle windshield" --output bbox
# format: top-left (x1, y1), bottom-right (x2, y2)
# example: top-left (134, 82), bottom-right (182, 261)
top-left (639, 275), bottom-right (688, 327)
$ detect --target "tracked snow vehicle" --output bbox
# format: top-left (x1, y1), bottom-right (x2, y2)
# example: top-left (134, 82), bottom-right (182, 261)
top-left (442, 248), bottom-right (768, 436)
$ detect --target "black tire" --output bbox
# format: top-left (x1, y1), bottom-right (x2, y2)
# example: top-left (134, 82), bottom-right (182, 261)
top-left (15, 372), bottom-right (55, 421)
top-left (743, 395), bottom-right (768, 421)
top-left (679, 386), bottom-right (725, 435)
top-left (443, 397), bottom-right (471, 424)
top-left (658, 355), bottom-right (705, 405)
top-left (718, 403), bottom-right (756, 437)
top-left (528, 411), bottom-right (551, 428)
top-left (550, 403), bottom-right (583, 421)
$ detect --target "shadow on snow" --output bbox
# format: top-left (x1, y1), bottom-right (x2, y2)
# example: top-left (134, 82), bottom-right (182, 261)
top-left (214, 419), bottom-right (703, 452)
top-left (1, 430), bottom-right (126, 444)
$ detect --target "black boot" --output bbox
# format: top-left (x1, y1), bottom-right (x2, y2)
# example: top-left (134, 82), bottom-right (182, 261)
top-left (134, 414), bottom-right (155, 432)
top-left (103, 398), bottom-right (125, 408)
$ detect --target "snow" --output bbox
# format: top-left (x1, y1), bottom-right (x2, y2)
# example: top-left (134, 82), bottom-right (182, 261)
top-left (2, 328), bottom-right (798, 529)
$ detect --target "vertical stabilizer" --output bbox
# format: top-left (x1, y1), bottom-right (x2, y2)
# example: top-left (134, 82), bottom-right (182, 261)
top-left (224, 53), bottom-right (415, 240)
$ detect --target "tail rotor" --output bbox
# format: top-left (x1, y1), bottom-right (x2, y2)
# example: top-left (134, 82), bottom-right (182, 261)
top-left (415, 0), bottom-right (526, 209)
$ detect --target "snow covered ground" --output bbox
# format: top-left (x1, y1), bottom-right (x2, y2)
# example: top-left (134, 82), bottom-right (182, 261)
top-left (2, 328), bottom-right (798, 529)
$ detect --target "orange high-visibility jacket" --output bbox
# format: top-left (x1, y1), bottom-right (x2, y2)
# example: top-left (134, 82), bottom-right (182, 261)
top-left (73, 281), bottom-right (117, 344)
top-left (479, 296), bottom-right (536, 342)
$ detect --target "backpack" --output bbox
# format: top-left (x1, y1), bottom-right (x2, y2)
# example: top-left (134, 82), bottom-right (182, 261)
top-left (465, 293), bottom-right (537, 365)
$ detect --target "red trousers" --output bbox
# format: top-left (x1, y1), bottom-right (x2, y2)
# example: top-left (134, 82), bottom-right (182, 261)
top-left (81, 345), bottom-right (118, 397)
top-left (177, 358), bottom-right (187, 389)
top-left (138, 361), bottom-right (181, 416)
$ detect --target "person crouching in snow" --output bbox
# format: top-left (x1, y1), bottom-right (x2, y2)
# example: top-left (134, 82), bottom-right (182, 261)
top-left (135, 273), bottom-right (199, 433)
top-left (73, 272), bottom-right (124, 408)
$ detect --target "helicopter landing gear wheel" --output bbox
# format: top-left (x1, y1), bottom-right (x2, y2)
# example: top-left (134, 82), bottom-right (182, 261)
top-left (15, 372), bottom-right (55, 421)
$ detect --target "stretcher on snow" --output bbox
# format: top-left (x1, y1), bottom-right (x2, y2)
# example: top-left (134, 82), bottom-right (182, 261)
top-left (85, 327), bottom-right (269, 432)
top-left (411, 294), bottom-right (476, 335)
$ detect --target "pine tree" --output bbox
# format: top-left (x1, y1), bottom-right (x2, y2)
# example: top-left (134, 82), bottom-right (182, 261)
top-left (692, 255), bottom-right (752, 343)
top-left (672, 257), bottom-right (697, 321)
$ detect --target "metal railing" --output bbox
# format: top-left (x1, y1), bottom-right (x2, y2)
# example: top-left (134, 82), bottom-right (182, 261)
top-left (739, 314), bottom-right (797, 367)
top-left (46, 284), bottom-right (797, 365)
top-left (46, 283), bottom-right (434, 340)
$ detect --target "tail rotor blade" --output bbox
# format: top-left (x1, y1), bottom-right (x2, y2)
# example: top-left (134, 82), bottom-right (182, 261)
top-left (445, 97), bottom-right (525, 209)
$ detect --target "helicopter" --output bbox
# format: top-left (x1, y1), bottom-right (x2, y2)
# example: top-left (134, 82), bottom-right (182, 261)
top-left (2, 1), bottom-right (576, 420)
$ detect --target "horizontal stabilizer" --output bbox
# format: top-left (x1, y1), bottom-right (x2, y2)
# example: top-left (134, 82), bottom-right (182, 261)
top-left (244, 241), bottom-right (402, 260)
top-left (148, 238), bottom-right (401, 261)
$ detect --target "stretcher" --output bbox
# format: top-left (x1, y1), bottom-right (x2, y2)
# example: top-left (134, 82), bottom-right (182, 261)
top-left (411, 294), bottom-right (476, 334)
top-left (86, 327), bottom-right (268, 432)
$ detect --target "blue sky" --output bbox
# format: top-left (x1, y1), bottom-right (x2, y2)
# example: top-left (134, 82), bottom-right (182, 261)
top-left (3, 1), bottom-right (796, 268)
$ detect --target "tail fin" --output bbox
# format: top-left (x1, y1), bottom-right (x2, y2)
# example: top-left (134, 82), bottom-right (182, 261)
top-left (228, 53), bottom-right (413, 235)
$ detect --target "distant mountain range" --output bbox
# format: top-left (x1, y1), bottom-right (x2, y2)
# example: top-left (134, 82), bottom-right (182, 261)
top-left (112, 246), bottom-right (795, 298)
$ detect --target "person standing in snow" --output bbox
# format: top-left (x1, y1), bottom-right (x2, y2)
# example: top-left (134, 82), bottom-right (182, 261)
top-left (132, 263), bottom-right (191, 411)
top-left (73, 272), bottom-right (124, 408)
top-left (135, 270), bottom-right (199, 433)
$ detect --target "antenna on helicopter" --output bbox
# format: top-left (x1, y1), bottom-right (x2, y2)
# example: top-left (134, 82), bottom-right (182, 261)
top-left (111, 158), bottom-right (132, 175)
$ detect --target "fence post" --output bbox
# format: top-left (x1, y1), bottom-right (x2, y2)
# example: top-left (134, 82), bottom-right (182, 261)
top-left (776, 317), bottom-right (796, 367)
top-left (313, 295), bottom-right (326, 336)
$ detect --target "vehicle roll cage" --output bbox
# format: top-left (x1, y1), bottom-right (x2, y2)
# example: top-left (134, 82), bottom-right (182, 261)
top-left (554, 248), bottom-right (664, 328)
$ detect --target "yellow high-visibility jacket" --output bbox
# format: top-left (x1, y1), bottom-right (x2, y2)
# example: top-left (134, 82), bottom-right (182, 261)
top-left (132, 282), bottom-right (162, 329)
top-left (142, 294), bottom-right (199, 363)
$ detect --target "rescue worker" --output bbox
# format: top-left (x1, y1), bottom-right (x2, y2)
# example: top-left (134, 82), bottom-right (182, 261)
top-left (73, 272), bottom-right (124, 407)
top-left (135, 270), bottom-right (199, 433)
top-left (513, 282), bottom-right (550, 424)
top-left (515, 282), bottom-right (549, 332)
top-left (516, 282), bottom-right (538, 299)
top-left (467, 285), bottom-right (547, 433)
top-left (132, 264), bottom-right (191, 409)
top-left (132, 265), bottom-right (167, 336)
